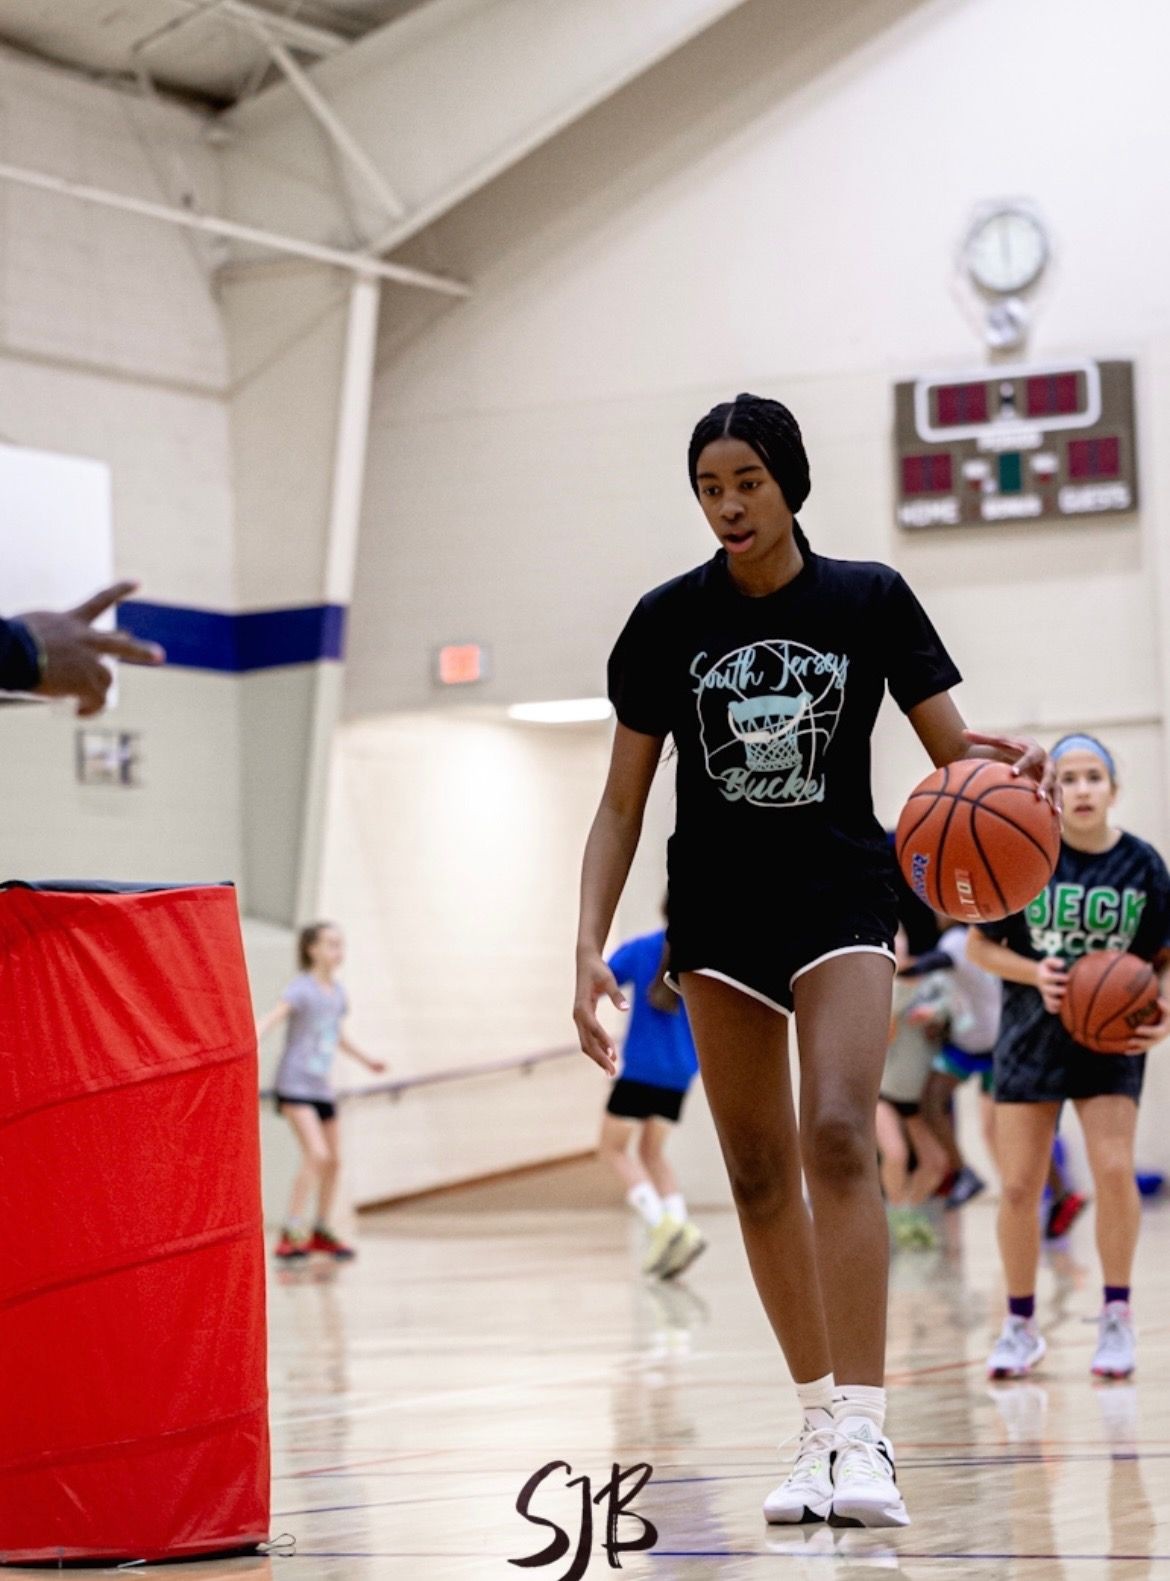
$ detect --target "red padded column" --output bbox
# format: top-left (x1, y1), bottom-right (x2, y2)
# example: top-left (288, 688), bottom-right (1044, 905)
top-left (0, 883), bottom-right (270, 1564)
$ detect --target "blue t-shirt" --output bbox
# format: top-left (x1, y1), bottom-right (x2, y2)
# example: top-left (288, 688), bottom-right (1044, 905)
top-left (607, 930), bottom-right (699, 1092)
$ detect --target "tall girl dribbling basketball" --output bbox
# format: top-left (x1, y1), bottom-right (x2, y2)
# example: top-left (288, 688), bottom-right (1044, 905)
top-left (573, 394), bottom-right (1045, 1529)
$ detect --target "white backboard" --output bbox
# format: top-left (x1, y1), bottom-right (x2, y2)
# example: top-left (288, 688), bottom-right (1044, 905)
top-left (0, 443), bottom-right (116, 703)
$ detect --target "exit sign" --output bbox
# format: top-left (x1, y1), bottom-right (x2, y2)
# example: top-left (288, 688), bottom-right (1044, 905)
top-left (435, 643), bottom-right (489, 685)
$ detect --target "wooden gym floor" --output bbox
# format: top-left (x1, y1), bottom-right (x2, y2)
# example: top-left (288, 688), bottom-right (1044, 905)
top-left (16, 1187), bottom-right (1169, 1578)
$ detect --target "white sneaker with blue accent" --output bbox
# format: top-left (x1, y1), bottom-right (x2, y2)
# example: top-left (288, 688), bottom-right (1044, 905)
top-left (987, 1315), bottom-right (1046, 1379)
top-left (830, 1417), bottom-right (910, 1528)
top-left (763, 1425), bottom-right (836, 1524)
top-left (1092, 1302), bottom-right (1136, 1380)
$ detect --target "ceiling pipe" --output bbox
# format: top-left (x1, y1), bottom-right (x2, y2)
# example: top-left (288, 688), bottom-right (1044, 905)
top-left (0, 160), bottom-right (468, 295)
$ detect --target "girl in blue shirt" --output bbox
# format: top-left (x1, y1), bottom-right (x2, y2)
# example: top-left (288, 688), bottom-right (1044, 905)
top-left (601, 923), bottom-right (704, 1281)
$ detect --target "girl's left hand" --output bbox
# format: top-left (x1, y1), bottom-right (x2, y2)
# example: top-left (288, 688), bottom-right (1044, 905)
top-left (1124, 997), bottom-right (1170, 1053)
top-left (962, 730), bottom-right (1051, 799)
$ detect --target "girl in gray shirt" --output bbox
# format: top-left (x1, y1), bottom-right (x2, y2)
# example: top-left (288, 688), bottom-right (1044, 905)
top-left (257, 921), bottom-right (386, 1260)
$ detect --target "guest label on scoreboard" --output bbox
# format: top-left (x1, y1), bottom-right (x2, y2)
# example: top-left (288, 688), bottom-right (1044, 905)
top-left (893, 360), bottom-right (1137, 529)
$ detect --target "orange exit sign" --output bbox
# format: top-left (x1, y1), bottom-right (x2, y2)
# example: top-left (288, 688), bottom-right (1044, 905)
top-left (435, 643), bottom-right (489, 685)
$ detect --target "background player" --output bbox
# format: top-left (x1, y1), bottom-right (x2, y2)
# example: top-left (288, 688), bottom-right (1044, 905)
top-left (258, 921), bottom-right (387, 1261)
top-left (969, 734), bottom-right (1170, 1381)
top-left (599, 912), bottom-right (705, 1280)
top-left (877, 935), bottom-right (949, 1247)
top-left (902, 917), bottom-right (1000, 1208)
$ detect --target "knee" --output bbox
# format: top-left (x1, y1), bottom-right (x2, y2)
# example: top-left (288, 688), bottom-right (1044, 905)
top-left (1093, 1151), bottom-right (1134, 1196)
top-left (598, 1133), bottom-right (627, 1164)
top-left (637, 1133), bottom-right (662, 1165)
top-left (803, 1111), bottom-right (874, 1191)
top-left (723, 1137), bottom-right (793, 1221)
top-left (1001, 1176), bottom-right (1040, 1213)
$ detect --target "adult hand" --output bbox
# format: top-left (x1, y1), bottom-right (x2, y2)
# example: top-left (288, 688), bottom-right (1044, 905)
top-left (573, 948), bottom-right (627, 1076)
top-left (962, 730), bottom-right (1052, 799)
top-left (18, 581), bottom-right (164, 718)
top-left (1036, 956), bottom-right (1069, 1015)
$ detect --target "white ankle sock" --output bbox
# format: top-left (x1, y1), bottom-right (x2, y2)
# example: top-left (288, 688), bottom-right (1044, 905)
top-left (796, 1373), bottom-right (835, 1429)
top-left (627, 1182), bottom-right (665, 1227)
top-left (663, 1192), bottom-right (687, 1223)
top-left (832, 1385), bottom-right (887, 1435)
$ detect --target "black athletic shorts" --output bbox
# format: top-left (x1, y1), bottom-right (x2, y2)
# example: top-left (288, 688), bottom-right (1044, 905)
top-left (880, 1096), bottom-right (920, 1119)
top-left (275, 1093), bottom-right (337, 1123)
top-left (994, 1028), bottom-right (1146, 1105)
top-left (665, 850), bottom-right (899, 1016)
top-left (607, 1078), bottom-right (686, 1123)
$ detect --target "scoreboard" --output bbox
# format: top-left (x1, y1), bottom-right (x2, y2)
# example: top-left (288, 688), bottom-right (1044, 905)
top-left (894, 359), bottom-right (1137, 529)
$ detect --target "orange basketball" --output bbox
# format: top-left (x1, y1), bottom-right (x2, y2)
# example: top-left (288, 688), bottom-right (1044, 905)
top-left (1059, 950), bottom-right (1160, 1055)
top-left (895, 760), bottom-right (1060, 923)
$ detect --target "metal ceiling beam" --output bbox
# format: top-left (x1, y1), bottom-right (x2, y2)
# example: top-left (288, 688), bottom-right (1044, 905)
top-left (224, 0), bottom-right (751, 261)
top-left (0, 161), bottom-right (469, 295)
top-left (132, 0), bottom-right (349, 59)
top-left (261, 35), bottom-right (407, 221)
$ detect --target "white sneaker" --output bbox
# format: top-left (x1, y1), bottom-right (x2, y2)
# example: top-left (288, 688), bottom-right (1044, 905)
top-left (830, 1418), bottom-right (909, 1528)
top-left (1091, 1302), bottom-right (1136, 1380)
top-left (763, 1425), bottom-right (836, 1524)
top-left (641, 1215), bottom-right (682, 1276)
top-left (660, 1220), bottom-right (707, 1280)
top-left (987, 1315), bottom-right (1047, 1379)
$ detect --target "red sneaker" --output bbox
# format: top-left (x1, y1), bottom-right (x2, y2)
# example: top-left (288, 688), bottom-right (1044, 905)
top-left (309, 1226), bottom-right (357, 1259)
top-left (1046, 1192), bottom-right (1088, 1240)
top-left (274, 1229), bottom-right (310, 1260)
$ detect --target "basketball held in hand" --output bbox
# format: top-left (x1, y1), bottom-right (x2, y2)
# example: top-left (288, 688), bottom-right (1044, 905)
top-left (895, 760), bottom-right (1060, 923)
top-left (1059, 950), bottom-right (1160, 1055)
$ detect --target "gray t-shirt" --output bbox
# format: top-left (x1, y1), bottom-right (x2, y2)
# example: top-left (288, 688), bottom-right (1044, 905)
top-left (273, 973), bottom-right (349, 1102)
top-left (937, 925), bottom-right (1002, 1055)
top-left (881, 977), bottom-right (937, 1105)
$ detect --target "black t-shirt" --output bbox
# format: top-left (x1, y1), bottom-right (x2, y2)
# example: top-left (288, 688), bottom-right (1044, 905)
top-left (978, 830), bottom-right (1170, 1059)
top-left (607, 540), bottom-right (961, 884)
top-left (0, 618), bottom-right (40, 693)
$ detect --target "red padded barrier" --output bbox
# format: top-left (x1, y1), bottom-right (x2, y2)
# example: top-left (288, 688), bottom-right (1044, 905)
top-left (0, 883), bottom-right (270, 1564)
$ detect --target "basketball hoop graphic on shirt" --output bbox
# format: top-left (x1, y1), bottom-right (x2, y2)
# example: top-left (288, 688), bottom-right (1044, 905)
top-left (726, 692), bottom-right (810, 773)
top-left (692, 640), bottom-right (849, 808)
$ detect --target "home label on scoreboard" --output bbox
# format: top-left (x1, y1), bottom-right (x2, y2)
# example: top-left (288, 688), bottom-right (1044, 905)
top-left (893, 359), bottom-right (1137, 529)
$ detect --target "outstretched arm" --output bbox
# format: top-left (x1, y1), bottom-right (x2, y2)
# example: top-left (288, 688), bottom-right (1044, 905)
top-left (907, 692), bottom-right (1048, 793)
top-left (13, 581), bottom-right (165, 717)
top-left (256, 1001), bottom-right (292, 1042)
top-left (339, 1030), bottom-right (387, 1075)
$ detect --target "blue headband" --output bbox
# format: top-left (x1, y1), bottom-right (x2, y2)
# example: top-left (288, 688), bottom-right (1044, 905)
top-left (1050, 734), bottom-right (1116, 777)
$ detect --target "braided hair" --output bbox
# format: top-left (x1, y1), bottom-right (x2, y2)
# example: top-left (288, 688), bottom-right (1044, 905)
top-left (687, 392), bottom-right (811, 517)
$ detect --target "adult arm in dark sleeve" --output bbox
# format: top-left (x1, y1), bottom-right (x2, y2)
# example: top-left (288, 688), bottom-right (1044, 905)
top-left (0, 617), bottom-right (43, 692)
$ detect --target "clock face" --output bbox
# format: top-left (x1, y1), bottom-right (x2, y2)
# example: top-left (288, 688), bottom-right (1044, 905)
top-left (964, 209), bottom-right (1047, 294)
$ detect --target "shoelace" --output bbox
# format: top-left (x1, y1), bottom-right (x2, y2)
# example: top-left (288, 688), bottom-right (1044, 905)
top-left (1098, 1313), bottom-right (1129, 1357)
top-left (776, 1427), bottom-right (838, 1492)
top-left (834, 1434), bottom-right (893, 1487)
top-left (997, 1320), bottom-right (1036, 1363)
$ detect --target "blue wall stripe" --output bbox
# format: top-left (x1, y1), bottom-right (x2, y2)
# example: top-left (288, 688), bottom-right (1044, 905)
top-left (118, 601), bottom-right (347, 674)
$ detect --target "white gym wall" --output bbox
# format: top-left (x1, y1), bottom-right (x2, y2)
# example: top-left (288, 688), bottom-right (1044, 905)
top-left (3, 0), bottom-right (1170, 1212)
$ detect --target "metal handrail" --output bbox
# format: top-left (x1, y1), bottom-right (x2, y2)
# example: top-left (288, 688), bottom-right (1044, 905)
top-left (259, 1043), bottom-right (580, 1103)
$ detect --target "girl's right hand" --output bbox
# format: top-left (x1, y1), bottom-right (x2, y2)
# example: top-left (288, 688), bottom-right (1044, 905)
top-left (1036, 956), bottom-right (1069, 1014)
top-left (573, 951), bottom-right (628, 1076)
